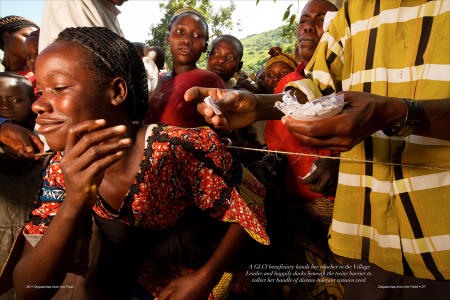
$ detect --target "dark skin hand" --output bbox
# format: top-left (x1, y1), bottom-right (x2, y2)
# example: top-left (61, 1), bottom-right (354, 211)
top-left (301, 158), bottom-right (339, 196)
top-left (282, 92), bottom-right (450, 151)
top-left (185, 87), bottom-right (285, 130)
top-left (234, 77), bottom-right (260, 94)
top-left (60, 119), bottom-right (132, 212)
top-left (13, 120), bottom-right (131, 300)
top-left (156, 223), bottom-right (248, 300)
top-left (186, 87), bottom-right (450, 149)
top-left (0, 121), bottom-right (44, 159)
top-left (185, 87), bottom-right (307, 131)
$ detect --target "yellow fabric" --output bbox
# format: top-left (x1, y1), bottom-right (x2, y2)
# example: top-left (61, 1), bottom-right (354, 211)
top-left (212, 272), bottom-right (233, 300)
top-left (265, 47), bottom-right (298, 72)
top-left (290, 0), bottom-right (450, 280)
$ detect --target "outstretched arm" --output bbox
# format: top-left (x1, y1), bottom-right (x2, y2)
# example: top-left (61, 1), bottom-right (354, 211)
top-left (157, 223), bottom-right (248, 300)
top-left (185, 87), bottom-right (286, 130)
top-left (0, 121), bottom-right (44, 159)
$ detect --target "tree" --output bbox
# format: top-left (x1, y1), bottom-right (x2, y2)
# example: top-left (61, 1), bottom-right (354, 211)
top-left (257, 0), bottom-right (299, 60)
top-left (146, 0), bottom-right (236, 70)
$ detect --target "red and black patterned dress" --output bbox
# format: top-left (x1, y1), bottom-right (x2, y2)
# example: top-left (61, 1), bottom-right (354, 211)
top-left (23, 124), bottom-right (268, 298)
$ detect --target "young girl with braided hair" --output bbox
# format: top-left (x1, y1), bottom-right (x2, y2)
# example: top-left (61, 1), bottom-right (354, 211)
top-left (144, 8), bottom-right (226, 127)
top-left (0, 16), bottom-right (38, 73)
top-left (8, 27), bottom-right (268, 300)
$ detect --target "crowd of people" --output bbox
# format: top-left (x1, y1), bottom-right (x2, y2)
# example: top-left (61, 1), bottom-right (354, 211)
top-left (0, 0), bottom-right (448, 299)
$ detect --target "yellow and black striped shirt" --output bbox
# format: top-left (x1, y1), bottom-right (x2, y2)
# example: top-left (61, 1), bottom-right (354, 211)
top-left (287, 0), bottom-right (449, 280)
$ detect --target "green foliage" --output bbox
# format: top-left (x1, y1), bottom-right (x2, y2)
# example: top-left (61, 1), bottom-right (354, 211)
top-left (245, 0), bottom-right (299, 75)
top-left (146, 0), bottom-right (235, 70)
top-left (241, 26), bottom-right (297, 75)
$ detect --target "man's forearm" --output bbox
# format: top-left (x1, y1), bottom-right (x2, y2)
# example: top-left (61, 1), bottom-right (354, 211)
top-left (415, 98), bottom-right (450, 140)
top-left (254, 89), bottom-right (308, 121)
top-left (197, 223), bottom-right (249, 284)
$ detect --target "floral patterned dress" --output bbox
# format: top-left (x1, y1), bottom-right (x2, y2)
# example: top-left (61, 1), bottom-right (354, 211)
top-left (23, 124), bottom-right (269, 298)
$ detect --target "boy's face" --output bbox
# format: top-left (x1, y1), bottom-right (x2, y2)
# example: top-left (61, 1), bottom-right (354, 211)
top-left (0, 77), bottom-right (33, 124)
top-left (167, 14), bottom-right (207, 67)
top-left (24, 36), bottom-right (39, 73)
top-left (207, 38), bottom-right (241, 82)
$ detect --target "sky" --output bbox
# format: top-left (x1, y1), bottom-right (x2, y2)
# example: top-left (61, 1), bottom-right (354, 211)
top-left (0, 0), bottom-right (306, 42)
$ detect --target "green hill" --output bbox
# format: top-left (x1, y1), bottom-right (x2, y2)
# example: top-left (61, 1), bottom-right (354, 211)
top-left (241, 27), bottom-right (296, 75)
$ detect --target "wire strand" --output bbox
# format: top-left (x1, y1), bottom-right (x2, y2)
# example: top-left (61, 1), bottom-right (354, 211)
top-left (225, 145), bottom-right (450, 171)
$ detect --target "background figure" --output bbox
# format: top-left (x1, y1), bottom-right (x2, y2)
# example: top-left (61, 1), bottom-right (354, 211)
top-left (264, 0), bottom-right (342, 298)
top-left (0, 72), bottom-right (35, 130)
top-left (147, 46), bottom-right (165, 72)
top-left (0, 72), bottom-right (42, 300)
top-left (264, 46), bottom-right (298, 94)
top-left (38, 0), bottom-right (127, 52)
top-left (133, 42), bottom-right (161, 100)
top-left (144, 8), bottom-right (226, 127)
top-left (267, 0), bottom-right (340, 218)
top-left (132, 41), bottom-right (148, 57)
top-left (0, 16), bottom-right (39, 73)
top-left (23, 30), bottom-right (39, 74)
top-left (207, 34), bottom-right (243, 88)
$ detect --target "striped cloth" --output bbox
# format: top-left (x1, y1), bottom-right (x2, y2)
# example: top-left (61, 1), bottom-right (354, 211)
top-left (286, 0), bottom-right (450, 280)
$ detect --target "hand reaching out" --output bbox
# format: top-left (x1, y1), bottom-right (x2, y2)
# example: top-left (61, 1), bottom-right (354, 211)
top-left (281, 91), bottom-right (406, 151)
top-left (300, 158), bottom-right (339, 196)
top-left (156, 269), bottom-right (216, 300)
top-left (184, 87), bottom-right (260, 130)
top-left (0, 121), bottom-right (44, 159)
top-left (60, 119), bottom-right (131, 212)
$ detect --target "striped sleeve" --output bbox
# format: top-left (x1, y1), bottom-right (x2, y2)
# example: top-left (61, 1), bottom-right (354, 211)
top-left (284, 4), bottom-right (348, 98)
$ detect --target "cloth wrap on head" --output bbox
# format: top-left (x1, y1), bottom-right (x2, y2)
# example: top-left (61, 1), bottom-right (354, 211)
top-left (264, 46), bottom-right (298, 72)
top-left (169, 7), bottom-right (208, 33)
top-left (0, 16), bottom-right (39, 49)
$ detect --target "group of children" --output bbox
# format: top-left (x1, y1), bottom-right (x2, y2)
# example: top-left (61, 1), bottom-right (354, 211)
top-left (0, 1), bottom-right (343, 299)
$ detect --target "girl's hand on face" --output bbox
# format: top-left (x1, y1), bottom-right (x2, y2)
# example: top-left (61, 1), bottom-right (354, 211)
top-left (60, 119), bottom-right (131, 212)
top-left (156, 269), bottom-right (216, 300)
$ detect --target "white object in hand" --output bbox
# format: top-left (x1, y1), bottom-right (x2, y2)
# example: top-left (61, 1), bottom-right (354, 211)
top-left (275, 92), bottom-right (346, 121)
top-left (204, 96), bottom-right (222, 115)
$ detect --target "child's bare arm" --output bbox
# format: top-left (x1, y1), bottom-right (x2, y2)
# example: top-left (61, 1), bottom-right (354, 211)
top-left (0, 122), bottom-right (44, 159)
top-left (157, 223), bottom-right (248, 300)
top-left (12, 120), bottom-right (131, 300)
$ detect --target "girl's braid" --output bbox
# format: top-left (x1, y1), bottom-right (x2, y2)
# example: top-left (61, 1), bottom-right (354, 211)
top-left (57, 27), bottom-right (149, 121)
top-left (0, 15), bottom-right (39, 49)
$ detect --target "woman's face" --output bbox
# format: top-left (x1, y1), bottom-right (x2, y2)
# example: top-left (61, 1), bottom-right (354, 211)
top-left (2, 26), bottom-right (37, 60)
top-left (297, 0), bottom-right (336, 63)
top-left (265, 61), bottom-right (294, 93)
top-left (32, 41), bottom-right (109, 151)
top-left (167, 14), bottom-right (207, 67)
